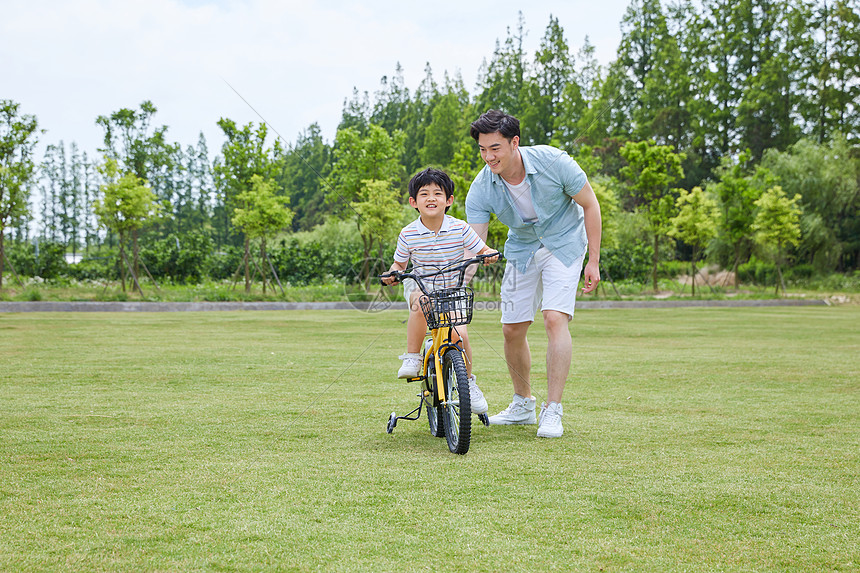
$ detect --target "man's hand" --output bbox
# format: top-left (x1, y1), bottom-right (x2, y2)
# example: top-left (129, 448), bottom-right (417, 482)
top-left (581, 259), bottom-right (600, 294)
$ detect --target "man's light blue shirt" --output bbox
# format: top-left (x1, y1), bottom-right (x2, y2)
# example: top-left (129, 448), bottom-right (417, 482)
top-left (465, 145), bottom-right (589, 273)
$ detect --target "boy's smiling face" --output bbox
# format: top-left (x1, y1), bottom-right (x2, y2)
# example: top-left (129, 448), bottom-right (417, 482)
top-left (409, 183), bottom-right (452, 221)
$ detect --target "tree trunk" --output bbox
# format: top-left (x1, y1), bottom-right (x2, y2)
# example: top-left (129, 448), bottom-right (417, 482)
top-left (691, 261), bottom-right (697, 297)
top-left (244, 235), bottom-right (251, 294)
top-left (652, 233), bottom-right (659, 292)
top-left (0, 230), bottom-right (5, 290)
top-left (260, 237), bottom-right (267, 295)
top-left (132, 229), bottom-right (140, 284)
top-left (119, 233), bottom-right (127, 292)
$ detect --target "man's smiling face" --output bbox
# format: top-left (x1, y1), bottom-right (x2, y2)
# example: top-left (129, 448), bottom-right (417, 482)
top-left (477, 132), bottom-right (520, 178)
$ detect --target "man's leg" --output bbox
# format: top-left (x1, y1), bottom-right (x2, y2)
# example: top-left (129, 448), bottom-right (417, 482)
top-left (503, 321), bottom-right (532, 397)
top-left (542, 310), bottom-right (572, 403)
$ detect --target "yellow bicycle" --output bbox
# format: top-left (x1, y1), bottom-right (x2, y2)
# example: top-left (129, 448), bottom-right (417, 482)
top-left (380, 254), bottom-right (498, 455)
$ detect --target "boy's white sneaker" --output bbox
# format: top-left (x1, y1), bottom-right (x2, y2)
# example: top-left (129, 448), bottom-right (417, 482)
top-left (488, 394), bottom-right (536, 425)
top-left (467, 374), bottom-right (488, 414)
top-left (397, 353), bottom-right (422, 378)
top-left (537, 401), bottom-right (563, 438)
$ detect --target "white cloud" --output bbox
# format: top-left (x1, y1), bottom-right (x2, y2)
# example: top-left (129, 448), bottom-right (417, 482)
top-left (2, 0), bottom-right (628, 159)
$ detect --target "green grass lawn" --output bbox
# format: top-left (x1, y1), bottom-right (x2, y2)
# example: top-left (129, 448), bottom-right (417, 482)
top-left (1, 307), bottom-right (858, 571)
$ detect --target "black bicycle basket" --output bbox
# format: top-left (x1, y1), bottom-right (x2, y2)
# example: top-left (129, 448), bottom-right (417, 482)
top-left (420, 287), bottom-right (475, 329)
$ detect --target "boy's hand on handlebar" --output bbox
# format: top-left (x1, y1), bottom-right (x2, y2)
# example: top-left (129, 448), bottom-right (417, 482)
top-left (481, 251), bottom-right (500, 265)
top-left (379, 271), bottom-right (400, 286)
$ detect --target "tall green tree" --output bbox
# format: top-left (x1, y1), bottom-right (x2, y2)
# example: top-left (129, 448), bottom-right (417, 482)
top-left (231, 174), bottom-right (293, 293)
top-left (669, 186), bottom-right (720, 295)
top-left (762, 136), bottom-right (860, 271)
top-left (619, 140), bottom-right (686, 290)
top-left (734, 0), bottom-right (805, 160)
top-left (96, 101), bottom-right (180, 201)
top-left (350, 179), bottom-right (401, 286)
top-left (519, 15), bottom-right (574, 145)
top-left (279, 123), bottom-right (332, 232)
top-left (752, 185), bottom-right (802, 294)
top-left (475, 12), bottom-right (528, 119)
top-left (552, 36), bottom-right (596, 149)
top-left (420, 72), bottom-right (470, 167)
top-left (708, 150), bottom-right (775, 285)
top-left (93, 159), bottom-right (161, 292)
top-left (0, 101), bottom-right (40, 289)
top-left (213, 119), bottom-right (284, 288)
top-left (330, 124), bottom-right (405, 209)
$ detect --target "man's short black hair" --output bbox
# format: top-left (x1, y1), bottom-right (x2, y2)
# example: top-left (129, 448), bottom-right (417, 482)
top-left (408, 168), bottom-right (454, 212)
top-left (470, 109), bottom-right (521, 142)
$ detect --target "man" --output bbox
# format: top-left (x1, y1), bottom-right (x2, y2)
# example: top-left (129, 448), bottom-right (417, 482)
top-left (465, 109), bottom-right (601, 438)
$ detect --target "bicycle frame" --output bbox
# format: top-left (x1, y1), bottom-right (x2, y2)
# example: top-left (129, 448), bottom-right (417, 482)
top-left (384, 255), bottom-right (490, 402)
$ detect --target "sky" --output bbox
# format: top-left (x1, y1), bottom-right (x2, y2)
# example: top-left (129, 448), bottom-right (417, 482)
top-left (3, 0), bottom-right (632, 160)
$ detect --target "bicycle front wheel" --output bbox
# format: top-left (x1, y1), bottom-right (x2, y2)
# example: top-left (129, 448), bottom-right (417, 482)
top-left (442, 350), bottom-right (471, 454)
top-left (425, 355), bottom-right (444, 438)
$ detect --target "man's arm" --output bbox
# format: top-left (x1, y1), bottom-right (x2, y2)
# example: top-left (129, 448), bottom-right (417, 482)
top-left (572, 182), bottom-right (601, 294)
top-left (463, 222), bottom-right (491, 284)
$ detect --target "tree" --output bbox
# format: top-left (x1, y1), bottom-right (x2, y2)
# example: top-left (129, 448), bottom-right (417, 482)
top-left (231, 175), bottom-right (293, 293)
top-left (420, 73), bottom-right (470, 167)
top-left (96, 101), bottom-right (180, 206)
top-left (93, 159), bottom-right (161, 292)
top-left (519, 15), bottom-right (574, 145)
top-left (762, 136), bottom-right (860, 271)
top-left (280, 123), bottom-right (332, 232)
top-left (709, 150), bottom-right (775, 286)
top-left (0, 100), bottom-right (40, 289)
top-left (752, 185), bottom-right (802, 295)
top-left (350, 179), bottom-right (402, 287)
top-left (475, 12), bottom-right (528, 119)
top-left (669, 187), bottom-right (720, 295)
top-left (330, 124), bottom-right (405, 211)
top-left (213, 119), bottom-right (283, 289)
top-left (619, 140), bottom-right (686, 290)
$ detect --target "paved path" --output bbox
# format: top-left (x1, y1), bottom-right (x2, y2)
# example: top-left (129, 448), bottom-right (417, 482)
top-left (0, 299), bottom-right (828, 312)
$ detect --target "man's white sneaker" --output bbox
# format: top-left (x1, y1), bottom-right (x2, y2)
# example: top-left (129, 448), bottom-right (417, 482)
top-left (488, 394), bottom-right (536, 425)
top-left (467, 374), bottom-right (488, 414)
top-left (397, 353), bottom-right (422, 378)
top-left (537, 401), bottom-right (563, 438)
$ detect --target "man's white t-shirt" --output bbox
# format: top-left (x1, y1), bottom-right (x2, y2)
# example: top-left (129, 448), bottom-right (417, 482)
top-left (503, 177), bottom-right (538, 223)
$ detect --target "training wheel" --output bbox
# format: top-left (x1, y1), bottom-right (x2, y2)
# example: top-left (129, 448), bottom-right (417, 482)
top-left (478, 413), bottom-right (490, 427)
top-left (386, 412), bottom-right (397, 434)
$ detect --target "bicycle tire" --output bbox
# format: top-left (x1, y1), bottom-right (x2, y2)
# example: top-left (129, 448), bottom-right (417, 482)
top-left (425, 356), bottom-right (445, 438)
top-left (442, 350), bottom-right (471, 454)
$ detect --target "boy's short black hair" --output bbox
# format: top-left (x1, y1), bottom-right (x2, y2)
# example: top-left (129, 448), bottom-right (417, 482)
top-left (408, 168), bottom-right (454, 213)
top-left (470, 109), bottom-right (521, 142)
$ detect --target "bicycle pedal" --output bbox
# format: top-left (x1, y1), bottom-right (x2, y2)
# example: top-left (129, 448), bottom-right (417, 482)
top-left (406, 376), bottom-right (424, 383)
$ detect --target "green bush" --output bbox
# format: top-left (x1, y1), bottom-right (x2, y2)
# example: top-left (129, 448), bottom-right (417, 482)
top-left (738, 259), bottom-right (778, 286)
top-left (208, 246), bottom-right (245, 281)
top-left (140, 231), bottom-right (214, 283)
top-left (5, 240), bottom-right (68, 279)
top-left (602, 243), bottom-right (654, 282)
top-left (66, 253), bottom-right (119, 281)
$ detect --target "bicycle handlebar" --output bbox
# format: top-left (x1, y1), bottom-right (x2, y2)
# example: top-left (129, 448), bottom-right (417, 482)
top-left (379, 252), bottom-right (501, 294)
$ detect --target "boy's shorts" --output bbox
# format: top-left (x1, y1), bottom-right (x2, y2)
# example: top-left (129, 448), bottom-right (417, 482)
top-left (500, 247), bottom-right (585, 324)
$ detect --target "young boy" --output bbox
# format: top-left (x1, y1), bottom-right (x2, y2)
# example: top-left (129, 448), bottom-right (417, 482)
top-left (382, 168), bottom-right (498, 414)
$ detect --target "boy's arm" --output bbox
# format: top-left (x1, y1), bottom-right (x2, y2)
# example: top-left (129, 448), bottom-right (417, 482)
top-left (382, 260), bottom-right (407, 286)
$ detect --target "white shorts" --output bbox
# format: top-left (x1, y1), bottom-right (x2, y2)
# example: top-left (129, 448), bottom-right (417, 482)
top-left (500, 247), bottom-right (585, 324)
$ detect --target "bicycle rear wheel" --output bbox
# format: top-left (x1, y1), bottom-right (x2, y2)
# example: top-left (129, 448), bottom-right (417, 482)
top-left (442, 350), bottom-right (471, 454)
top-left (425, 355), bottom-right (444, 438)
